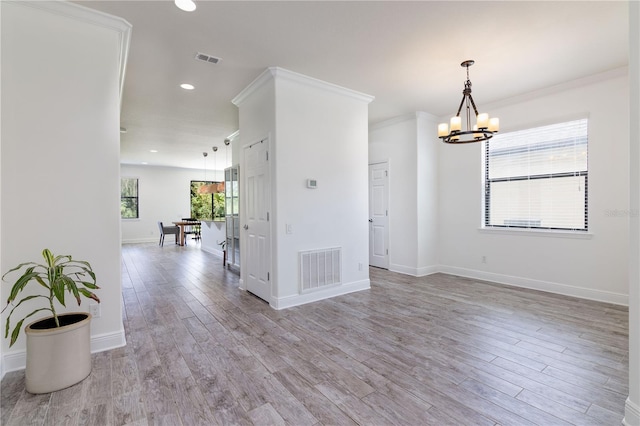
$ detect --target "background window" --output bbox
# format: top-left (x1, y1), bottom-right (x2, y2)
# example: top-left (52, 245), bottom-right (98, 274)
top-left (190, 181), bottom-right (225, 220)
top-left (484, 118), bottom-right (588, 231)
top-left (121, 177), bottom-right (139, 218)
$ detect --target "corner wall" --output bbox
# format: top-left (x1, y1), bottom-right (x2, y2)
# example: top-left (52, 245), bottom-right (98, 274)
top-left (438, 70), bottom-right (629, 305)
top-left (626, 2), bottom-right (640, 424)
top-left (273, 69), bottom-right (373, 306)
top-left (369, 113), bottom-right (439, 276)
top-left (233, 68), bottom-right (373, 308)
top-left (1, 1), bottom-right (131, 374)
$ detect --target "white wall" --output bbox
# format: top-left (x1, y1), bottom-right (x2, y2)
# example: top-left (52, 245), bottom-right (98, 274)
top-left (626, 2), bottom-right (639, 424)
top-left (1, 1), bottom-right (130, 374)
top-left (232, 71), bottom-right (276, 292)
top-left (416, 113), bottom-right (440, 273)
top-left (274, 70), bottom-right (372, 303)
top-left (369, 112), bottom-right (439, 276)
top-left (233, 68), bottom-right (373, 308)
top-left (438, 70), bottom-right (629, 305)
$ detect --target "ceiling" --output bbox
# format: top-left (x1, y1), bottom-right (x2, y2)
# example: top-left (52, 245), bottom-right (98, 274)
top-left (78, 1), bottom-right (629, 170)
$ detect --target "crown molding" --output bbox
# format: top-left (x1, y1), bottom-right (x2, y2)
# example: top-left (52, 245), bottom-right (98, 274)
top-left (233, 66), bottom-right (374, 107)
top-left (6, 0), bottom-right (132, 103)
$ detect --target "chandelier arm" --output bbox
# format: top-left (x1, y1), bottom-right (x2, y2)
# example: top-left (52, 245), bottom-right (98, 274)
top-left (467, 94), bottom-right (480, 118)
top-left (455, 95), bottom-right (466, 117)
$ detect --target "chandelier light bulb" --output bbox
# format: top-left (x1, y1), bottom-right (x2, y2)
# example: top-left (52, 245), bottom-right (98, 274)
top-left (477, 113), bottom-right (489, 129)
top-left (450, 116), bottom-right (462, 132)
top-left (489, 117), bottom-right (500, 132)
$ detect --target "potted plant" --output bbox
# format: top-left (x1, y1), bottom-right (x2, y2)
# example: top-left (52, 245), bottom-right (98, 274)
top-left (2, 248), bottom-right (100, 394)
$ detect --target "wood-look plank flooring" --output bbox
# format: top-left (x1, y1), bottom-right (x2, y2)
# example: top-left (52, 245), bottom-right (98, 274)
top-left (1, 243), bottom-right (628, 425)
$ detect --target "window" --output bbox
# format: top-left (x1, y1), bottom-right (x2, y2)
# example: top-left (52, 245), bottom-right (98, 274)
top-left (484, 118), bottom-right (588, 231)
top-left (121, 178), bottom-right (139, 219)
top-left (190, 181), bottom-right (225, 220)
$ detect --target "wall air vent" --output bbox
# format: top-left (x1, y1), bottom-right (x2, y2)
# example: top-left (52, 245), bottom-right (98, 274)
top-left (195, 52), bottom-right (221, 64)
top-left (299, 247), bottom-right (342, 293)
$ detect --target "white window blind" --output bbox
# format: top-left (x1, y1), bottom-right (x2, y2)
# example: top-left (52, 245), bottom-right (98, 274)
top-left (484, 118), bottom-right (588, 231)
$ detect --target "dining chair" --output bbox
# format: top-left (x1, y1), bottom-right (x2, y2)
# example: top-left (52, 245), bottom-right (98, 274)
top-left (181, 218), bottom-right (201, 244)
top-left (158, 221), bottom-right (179, 246)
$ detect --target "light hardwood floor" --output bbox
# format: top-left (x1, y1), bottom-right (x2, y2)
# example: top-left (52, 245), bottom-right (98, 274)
top-left (1, 243), bottom-right (629, 425)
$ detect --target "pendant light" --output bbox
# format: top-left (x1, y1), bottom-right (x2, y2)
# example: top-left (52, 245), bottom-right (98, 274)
top-left (438, 60), bottom-right (499, 144)
top-left (197, 152), bottom-right (210, 194)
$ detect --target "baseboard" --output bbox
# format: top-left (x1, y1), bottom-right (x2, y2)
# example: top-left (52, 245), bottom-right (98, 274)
top-left (1, 329), bottom-right (126, 380)
top-left (438, 265), bottom-right (628, 306)
top-left (271, 279), bottom-right (370, 310)
top-left (122, 237), bottom-right (157, 244)
top-left (389, 263), bottom-right (439, 277)
top-left (90, 329), bottom-right (127, 354)
top-left (200, 246), bottom-right (224, 258)
top-left (624, 397), bottom-right (640, 426)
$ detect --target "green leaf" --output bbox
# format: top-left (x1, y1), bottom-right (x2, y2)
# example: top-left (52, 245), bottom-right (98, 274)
top-left (80, 280), bottom-right (100, 290)
top-left (10, 319), bottom-right (24, 346)
top-left (66, 278), bottom-right (81, 305)
top-left (42, 249), bottom-right (55, 267)
top-left (8, 307), bottom-right (51, 347)
top-left (7, 269), bottom-right (40, 303)
top-left (78, 288), bottom-right (100, 303)
top-left (51, 277), bottom-right (66, 306)
top-left (2, 262), bottom-right (39, 282)
top-left (4, 294), bottom-right (49, 340)
top-left (34, 276), bottom-right (50, 290)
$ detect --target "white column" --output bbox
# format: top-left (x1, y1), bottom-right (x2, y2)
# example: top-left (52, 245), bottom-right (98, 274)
top-left (626, 1), bottom-right (640, 425)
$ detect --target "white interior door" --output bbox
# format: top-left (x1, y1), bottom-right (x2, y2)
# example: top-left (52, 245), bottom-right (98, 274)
top-left (243, 139), bottom-right (271, 302)
top-left (369, 162), bottom-right (389, 269)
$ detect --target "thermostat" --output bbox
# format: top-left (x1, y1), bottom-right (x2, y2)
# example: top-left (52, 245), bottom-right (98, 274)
top-left (307, 179), bottom-right (317, 189)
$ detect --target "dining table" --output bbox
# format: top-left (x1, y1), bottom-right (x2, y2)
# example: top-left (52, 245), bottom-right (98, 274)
top-left (172, 220), bottom-right (201, 246)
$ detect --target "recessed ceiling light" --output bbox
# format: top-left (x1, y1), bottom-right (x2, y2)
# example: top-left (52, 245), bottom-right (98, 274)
top-left (150, 149), bottom-right (158, 153)
top-left (180, 83), bottom-right (195, 90)
top-left (175, 0), bottom-right (196, 12)
top-left (141, 162), bottom-right (148, 165)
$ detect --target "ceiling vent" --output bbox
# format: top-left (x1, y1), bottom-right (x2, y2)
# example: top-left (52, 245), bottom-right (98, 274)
top-left (195, 52), bottom-right (221, 64)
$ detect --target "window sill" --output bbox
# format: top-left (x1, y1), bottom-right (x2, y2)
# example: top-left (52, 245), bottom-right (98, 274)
top-left (478, 227), bottom-right (593, 239)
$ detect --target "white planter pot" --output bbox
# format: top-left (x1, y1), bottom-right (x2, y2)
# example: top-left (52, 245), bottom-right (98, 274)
top-left (24, 312), bottom-right (92, 394)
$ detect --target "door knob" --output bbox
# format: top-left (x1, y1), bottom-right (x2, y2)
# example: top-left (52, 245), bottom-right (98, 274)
top-left (243, 224), bottom-right (249, 230)
top-left (368, 219), bottom-right (373, 223)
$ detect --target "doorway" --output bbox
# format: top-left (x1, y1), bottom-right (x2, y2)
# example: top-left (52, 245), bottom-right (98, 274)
top-left (243, 138), bottom-right (271, 302)
top-left (369, 161), bottom-right (389, 269)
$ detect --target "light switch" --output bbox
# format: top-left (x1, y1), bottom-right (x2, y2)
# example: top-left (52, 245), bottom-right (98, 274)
top-left (286, 224), bottom-right (293, 234)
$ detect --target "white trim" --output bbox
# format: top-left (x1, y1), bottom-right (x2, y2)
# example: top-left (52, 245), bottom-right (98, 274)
top-left (389, 263), bottom-right (438, 278)
top-left (1, 329), bottom-right (126, 379)
top-left (232, 67), bottom-right (374, 107)
top-left (271, 279), bottom-right (370, 310)
top-left (438, 265), bottom-right (628, 306)
top-left (90, 329), bottom-right (127, 354)
top-left (7, 0), bottom-right (132, 103)
top-left (122, 237), bottom-right (158, 244)
top-left (624, 397), bottom-right (640, 426)
top-left (232, 68), bottom-right (274, 107)
top-left (479, 67), bottom-right (628, 117)
top-left (271, 67), bottom-right (374, 103)
top-left (200, 246), bottom-right (224, 258)
top-left (385, 263), bottom-right (627, 305)
top-left (478, 227), bottom-right (594, 240)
